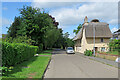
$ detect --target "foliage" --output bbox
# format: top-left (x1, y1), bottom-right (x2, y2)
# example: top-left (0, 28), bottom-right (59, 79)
top-left (2, 56), bottom-right (50, 78)
top-left (106, 51), bottom-right (119, 55)
top-left (73, 24), bottom-right (82, 35)
top-left (65, 38), bottom-right (75, 47)
top-left (3, 35), bottom-right (35, 45)
top-left (2, 42), bottom-right (38, 67)
top-left (43, 27), bottom-right (60, 49)
top-left (63, 32), bottom-right (74, 47)
top-left (6, 6), bottom-right (74, 50)
top-left (7, 6), bottom-right (59, 49)
top-left (0, 66), bottom-right (13, 76)
top-left (84, 50), bottom-right (93, 56)
top-left (53, 29), bottom-right (65, 48)
top-left (109, 39), bottom-right (120, 52)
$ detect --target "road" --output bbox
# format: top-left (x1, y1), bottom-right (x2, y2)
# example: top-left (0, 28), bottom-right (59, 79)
top-left (44, 49), bottom-right (118, 78)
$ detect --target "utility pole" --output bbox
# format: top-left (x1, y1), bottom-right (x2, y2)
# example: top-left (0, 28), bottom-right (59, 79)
top-left (93, 23), bottom-right (95, 56)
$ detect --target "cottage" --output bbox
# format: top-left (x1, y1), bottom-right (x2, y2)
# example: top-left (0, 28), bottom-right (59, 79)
top-left (73, 16), bottom-right (112, 53)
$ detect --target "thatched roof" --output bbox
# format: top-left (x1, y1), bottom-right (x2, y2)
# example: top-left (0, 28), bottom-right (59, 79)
top-left (73, 21), bottom-right (112, 40)
top-left (73, 27), bottom-right (83, 40)
top-left (85, 22), bottom-right (112, 38)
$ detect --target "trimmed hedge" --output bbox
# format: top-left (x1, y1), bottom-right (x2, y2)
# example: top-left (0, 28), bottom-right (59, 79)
top-left (2, 42), bottom-right (38, 67)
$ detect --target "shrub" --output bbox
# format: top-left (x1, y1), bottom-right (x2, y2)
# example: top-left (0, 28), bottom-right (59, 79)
top-left (39, 43), bottom-right (43, 52)
top-left (84, 50), bottom-right (93, 56)
top-left (2, 42), bottom-right (38, 67)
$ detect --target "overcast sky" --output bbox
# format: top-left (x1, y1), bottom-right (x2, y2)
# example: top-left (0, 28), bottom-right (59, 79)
top-left (1, 0), bottom-right (119, 38)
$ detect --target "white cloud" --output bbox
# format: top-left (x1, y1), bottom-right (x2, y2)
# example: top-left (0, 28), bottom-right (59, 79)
top-left (111, 27), bottom-right (118, 33)
top-left (108, 19), bottom-right (118, 24)
top-left (49, 2), bottom-right (118, 28)
top-left (31, 1), bottom-right (79, 8)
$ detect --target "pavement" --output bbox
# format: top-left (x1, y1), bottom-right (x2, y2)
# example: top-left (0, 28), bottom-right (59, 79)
top-left (44, 49), bottom-right (118, 78)
top-left (75, 52), bottom-right (119, 68)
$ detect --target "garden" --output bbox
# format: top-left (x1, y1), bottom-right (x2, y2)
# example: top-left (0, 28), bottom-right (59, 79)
top-left (84, 39), bottom-right (120, 61)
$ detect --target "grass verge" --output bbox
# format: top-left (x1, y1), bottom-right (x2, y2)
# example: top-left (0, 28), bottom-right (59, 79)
top-left (42, 50), bottom-right (52, 53)
top-left (2, 56), bottom-right (51, 79)
top-left (39, 53), bottom-right (51, 55)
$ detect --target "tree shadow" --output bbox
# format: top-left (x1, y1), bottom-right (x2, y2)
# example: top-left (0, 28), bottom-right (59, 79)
top-left (52, 49), bottom-right (66, 55)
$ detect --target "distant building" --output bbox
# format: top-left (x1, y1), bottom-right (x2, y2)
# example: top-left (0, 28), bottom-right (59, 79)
top-left (73, 16), bottom-right (112, 53)
top-left (112, 29), bottom-right (120, 39)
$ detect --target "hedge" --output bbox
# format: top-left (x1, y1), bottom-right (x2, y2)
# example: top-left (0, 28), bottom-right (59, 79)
top-left (2, 42), bottom-right (38, 67)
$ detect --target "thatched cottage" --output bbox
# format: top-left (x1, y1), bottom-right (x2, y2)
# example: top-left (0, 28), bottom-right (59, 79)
top-left (73, 16), bottom-right (112, 53)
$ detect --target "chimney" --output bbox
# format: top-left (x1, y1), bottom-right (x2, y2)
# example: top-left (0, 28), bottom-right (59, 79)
top-left (84, 16), bottom-right (88, 23)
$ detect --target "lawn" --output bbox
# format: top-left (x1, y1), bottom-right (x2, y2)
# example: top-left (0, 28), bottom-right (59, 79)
top-left (106, 51), bottom-right (119, 55)
top-left (2, 56), bottom-right (50, 80)
top-left (39, 53), bottom-right (52, 55)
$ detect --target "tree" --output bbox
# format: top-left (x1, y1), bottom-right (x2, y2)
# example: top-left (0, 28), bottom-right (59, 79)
top-left (43, 28), bottom-right (60, 49)
top-left (109, 39), bottom-right (120, 52)
top-left (63, 32), bottom-right (69, 38)
top-left (7, 6), bottom-right (60, 50)
top-left (73, 24), bottom-right (82, 35)
top-left (63, 32), bottom-right (74, 48)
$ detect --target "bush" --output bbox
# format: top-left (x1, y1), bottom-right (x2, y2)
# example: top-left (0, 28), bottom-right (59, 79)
top-left (109, 39), bottom-right (120, 51)
top-left (84, 50), bottom-right (93, 56)
top-left (39, 43), bottom-right (43, 52)
top-left (2, 42), bottom-right (38, 67)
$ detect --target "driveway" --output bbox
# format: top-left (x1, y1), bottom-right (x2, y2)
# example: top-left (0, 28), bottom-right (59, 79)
top-left (44, 49), bottom-right (118, 78)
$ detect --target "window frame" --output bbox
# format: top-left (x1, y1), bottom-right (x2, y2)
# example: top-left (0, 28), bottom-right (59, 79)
top-left (101, 38), bottom-right (104, 42)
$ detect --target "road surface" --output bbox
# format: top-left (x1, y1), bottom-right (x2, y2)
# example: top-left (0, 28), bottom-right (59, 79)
top-left (44, 49), bottom-right (118, 78)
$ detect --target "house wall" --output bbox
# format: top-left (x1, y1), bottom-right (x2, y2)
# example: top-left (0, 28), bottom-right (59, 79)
top-left (85, 38), bottom-right (109, 52)
top-left (74, 27), bottom-right (110, 53)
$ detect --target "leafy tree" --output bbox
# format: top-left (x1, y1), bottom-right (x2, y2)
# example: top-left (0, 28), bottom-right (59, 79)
top-left (109, 39), bottom-right (120, 52)
top-left (7, 16), bottom-right (24, 38)
top-left (7, 6), bottom-right (60, 50)
top-left (63, 32), bottom-right (69, 38)
top-left (63, 32), bottom-right (74, 48)
top-left (43, 28), bottom-right (60, 49)
top-left (6, 6), bottom-right (75, 50)
top-left (53, 28), bottom-right (64, 48)
top-left (73, 24), bottom-right (82, 35)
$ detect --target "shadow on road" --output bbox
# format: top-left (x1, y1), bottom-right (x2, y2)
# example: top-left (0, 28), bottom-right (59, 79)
top-left (52, 49), bottom-right (66, 55)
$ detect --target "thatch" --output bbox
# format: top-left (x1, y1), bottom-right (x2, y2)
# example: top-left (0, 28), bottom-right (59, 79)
top-left (85, 22), bottom-right (112, 38)
top-left (73, 27), bottom-right (83, 41)
top-left (73, 22), bottom-right (112, 40)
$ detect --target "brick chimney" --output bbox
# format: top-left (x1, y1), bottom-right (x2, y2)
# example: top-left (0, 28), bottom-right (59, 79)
top-left (84, 16), bottom-right (88, 23)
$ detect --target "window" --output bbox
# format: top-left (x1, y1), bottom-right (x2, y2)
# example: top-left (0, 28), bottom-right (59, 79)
top-left (101, 38), bottom-right (104, 42)
top-left (101, 47), bottom-right (105, 52)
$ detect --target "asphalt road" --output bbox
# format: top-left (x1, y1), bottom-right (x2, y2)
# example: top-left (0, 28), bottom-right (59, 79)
top-left (44, 49), bottom-right (118, 78)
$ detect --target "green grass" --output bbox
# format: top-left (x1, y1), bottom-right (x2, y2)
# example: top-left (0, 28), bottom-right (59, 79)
top-left (106, 51), bottom-right (119, 55)
top-left (43, 50), bottom-right (52, 53)
top-left (39, 53), bottom-right (51, 55)
top-left (2, 56), bottom-right (50, 79)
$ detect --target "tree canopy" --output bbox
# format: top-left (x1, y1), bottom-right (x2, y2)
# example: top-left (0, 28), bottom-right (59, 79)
top-left (73, 24), bottom-right (82, 35)
top-left (6, 6), bottom-right (74, 50)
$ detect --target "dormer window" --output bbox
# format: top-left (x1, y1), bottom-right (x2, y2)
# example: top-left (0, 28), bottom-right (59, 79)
top-left (101, 38), bottom-right (104, 42)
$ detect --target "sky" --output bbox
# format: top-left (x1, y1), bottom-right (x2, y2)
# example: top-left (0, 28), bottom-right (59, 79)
top-left (1, 0), bottom-right (119, 38)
